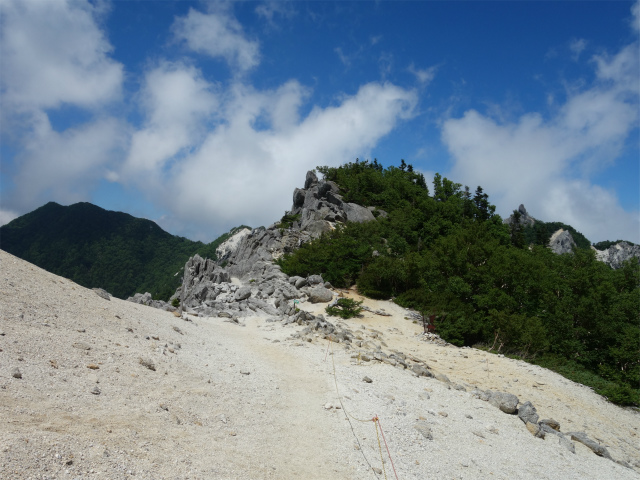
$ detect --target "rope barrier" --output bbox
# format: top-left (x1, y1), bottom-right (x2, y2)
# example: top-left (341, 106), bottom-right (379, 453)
top-left (325, 339), bottom-right (400, 479)
top-left (373, 417), bottom-right (388, 480)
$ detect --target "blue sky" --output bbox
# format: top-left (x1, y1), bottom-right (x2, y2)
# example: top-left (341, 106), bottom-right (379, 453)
top-left (1, 0), bottom-right (638, 243)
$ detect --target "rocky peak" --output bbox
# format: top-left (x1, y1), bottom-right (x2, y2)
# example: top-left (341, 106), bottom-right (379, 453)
top-left (548, 229), bottom-right (577, 255)
top-left (504, 204), bottom-right (536, 227)
top-left (592, 241), bottom-right (640, 269)
top-left (214, 170), bottom-right (379, 280)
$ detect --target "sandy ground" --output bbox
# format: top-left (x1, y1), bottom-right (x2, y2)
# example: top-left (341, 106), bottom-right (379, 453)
top-left (1, 250), bottom-right (638, 480)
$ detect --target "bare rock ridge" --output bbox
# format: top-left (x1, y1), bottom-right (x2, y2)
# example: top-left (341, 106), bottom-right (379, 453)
top-left (171, 170), bottom-right (380, 321)
top-left (505, 204), bottom-right (639, 266)
top-left (504, 204), bottom-right (536, 228)
top-left (592, 241), bottom-right (640, 270)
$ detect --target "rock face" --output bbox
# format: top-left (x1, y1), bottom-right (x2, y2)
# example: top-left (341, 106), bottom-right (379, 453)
top-left (291, 170), bottom-right (375, 234)
top-left (593, 241), bottom-right (640, 269)
top-left (504, 204), bottom-right (536, 227)
top-left (172, 170), bottom-right (381, 321)
top-left (216, 170), bottom-right (378, 280)
top-left (548, 229), bottom-right (577, 255)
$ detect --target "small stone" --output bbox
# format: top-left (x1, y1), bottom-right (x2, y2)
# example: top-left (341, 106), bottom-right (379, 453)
top-left (138, 357), bottom-right (156, 371)
top-left (240, 370), bottom-right (251, 375)
top-left (87, 364), bottom-right (100, 370)
top-left (11, 367), bottom-right (22, 379)
top-left (72, 342), bottom-right (91, 350)
top-left (526, 421), bottom-right (545, 439)
top-left (539, 418), bottom-right (560, 431)
top-left (324, 403), bottom-right (333, 410)
top-left (362, 376), bottom-right (373, 383)
top-left (414, 421), bottom-right (433, 440)
top-left (172, 326), bottom-right (183, 335)
top-left (91, 386), bottom-right (101, 395)
top-left (373, 467), bottom-right (382, 475)
top-left (438, 411), bottom-right (448, 417)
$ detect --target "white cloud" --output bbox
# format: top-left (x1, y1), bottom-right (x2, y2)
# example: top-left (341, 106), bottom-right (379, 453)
top-left (0, 0), bottom-right (122, 112)
top-left (255, 1), bottom-right (296, 26)
top-left (172, 7), bottom-right (260, 72)
top-left (124, 62), bottom-right (218, 176)
top-left (569, 38), bottom-right (587, 61)
top-left (10, 113), bottom-right (127, 211)
top-left (130, 81), bottom-right (416, 237)
top-left (0, 0), bottom-right (126, 215)
top-left (441, 35), bottom-right (640, 243)
top-left (631, 0), bottom-right (640, 32)
top-left (408, 63), bottom-right (437, 85)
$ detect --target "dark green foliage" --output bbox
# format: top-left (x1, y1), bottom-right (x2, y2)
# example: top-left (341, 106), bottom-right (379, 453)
top-left (0, 202), bottom-right (248, 301)
top-left (325, 298), bottom-right (364, 319)
top-left (280, 160), bottom-right (639, 406)
top-left (593, 239), bottom-right (636, 250)
top-left (522, 220), bottom-right (591, 249)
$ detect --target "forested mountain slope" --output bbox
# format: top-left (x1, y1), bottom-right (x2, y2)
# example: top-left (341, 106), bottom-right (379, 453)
top-left (0, 201), bottom-right (244, 300)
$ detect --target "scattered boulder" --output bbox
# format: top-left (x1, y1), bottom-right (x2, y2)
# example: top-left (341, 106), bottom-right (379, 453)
top-left (487, 391), bottom-right (519, 414)
top-left (11, 367), bottom-right (22, 379)
top-left (308, 286), bottom-right (333, 303)
top-left (567, 432), bottom-right (612, 459)
top-left (234, 287), bottom-right (252, 301)
top-left (525, 421), bottom-right (545, 439)
top-left (539, 418), bottom-right (560, 431)
top-left (517, 401), bottom-right (539, 425)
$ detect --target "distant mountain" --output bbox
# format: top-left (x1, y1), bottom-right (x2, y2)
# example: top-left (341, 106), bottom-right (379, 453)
top-left (0, 202), bottom-right (247, 300)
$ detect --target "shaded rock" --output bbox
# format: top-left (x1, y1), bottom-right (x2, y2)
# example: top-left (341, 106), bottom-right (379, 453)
top-left (92, 288), bottom-right (111, 301)
top-left (526, 421), bottom-right (545, 439)
top-left (518, 401), bottom-right (539, 425)
top-left (234, 286), bottom-right (252, 301)
top-left (363, 376), bottom-right (373, 383)
top-left (91, 386), bottom-right (101, 395)
top-left (411, 364), bottom-right (434, 378)
top-left (549, 229), bottom-right (576, 255)
top-left (72, 342), bottom-right (91, 350)
top-left (11, 367), bottom-right (22, 379)
top-left (434, 373), bottom-right (450, 384)
top-left (308, 286), bottom-right (333, 303)
top-left (567, 432), bottom-right (612, 459)
top-left (539, 418), bottom-right (560, 431)
top-left (307, 274), bottom-right (324, 285)
top-left (488, 391), bottom-right (519, 414)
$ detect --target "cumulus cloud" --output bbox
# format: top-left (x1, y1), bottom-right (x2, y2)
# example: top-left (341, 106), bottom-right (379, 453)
top-left (131, 80), bottom-right (417, 238)
top-left (172, 7), bottom-right (260, 72)
top-left (442, 31), bottom-right (639, 242)
top-left (0, 0), bottom-right (122, 113)
top-left (10, 113), bottom-right (127, 211)
top-left (124, 62), bottom-right (218, 177)
top-left (0, 0), bottom-right (126, 214)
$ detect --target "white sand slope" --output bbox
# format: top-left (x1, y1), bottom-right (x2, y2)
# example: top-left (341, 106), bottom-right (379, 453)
top-left (1, 250), bottom-right (638, 479)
